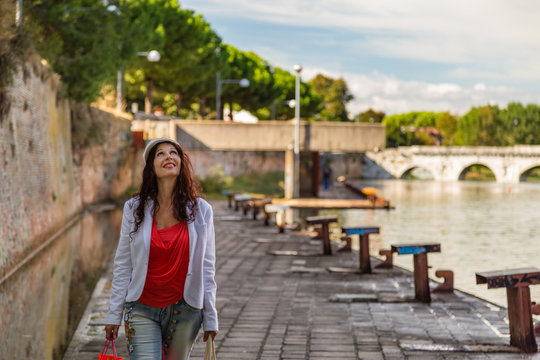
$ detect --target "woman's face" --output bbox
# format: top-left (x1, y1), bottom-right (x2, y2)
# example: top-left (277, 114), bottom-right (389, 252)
top-left (153, 142), bottom-right (181, 179)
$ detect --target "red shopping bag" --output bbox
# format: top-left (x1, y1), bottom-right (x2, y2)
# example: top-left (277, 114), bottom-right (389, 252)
top-left (98, 339), bottom-right (123, 360)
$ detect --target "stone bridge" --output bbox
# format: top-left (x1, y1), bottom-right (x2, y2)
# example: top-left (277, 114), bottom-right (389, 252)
top-left (366, 146), bottom-right (540, 183)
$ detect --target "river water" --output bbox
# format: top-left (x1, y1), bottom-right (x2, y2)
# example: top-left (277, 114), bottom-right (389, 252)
top-left (330, 179), bottom-right (540, 308)
top-left (0, 208), bottom-right (122, 360)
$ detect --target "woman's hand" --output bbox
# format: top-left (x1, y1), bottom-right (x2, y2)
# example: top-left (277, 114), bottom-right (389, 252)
top-left (104, 324), bottom-right (120, 340)
top-left (203, 330), bottom-right (218, 342)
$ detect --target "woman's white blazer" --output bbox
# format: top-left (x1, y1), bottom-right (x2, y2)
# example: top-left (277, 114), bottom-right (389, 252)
top-left (107, 197), bottom-right (218, 331)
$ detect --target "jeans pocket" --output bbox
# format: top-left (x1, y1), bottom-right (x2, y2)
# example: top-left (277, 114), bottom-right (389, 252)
top-left (182, 300), bottom-right (201, 312)
top-left (124, 301), bottom-right (137, 322)
top-left (125, 300), bottom-right (137, 308)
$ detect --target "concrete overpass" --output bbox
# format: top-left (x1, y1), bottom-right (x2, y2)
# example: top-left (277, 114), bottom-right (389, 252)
top-left (366, 146), bottom-right (540, 183)
top-left (132, 119), bottom-right (386, 197)
top-left (131, 119), bottom-right (385, 152)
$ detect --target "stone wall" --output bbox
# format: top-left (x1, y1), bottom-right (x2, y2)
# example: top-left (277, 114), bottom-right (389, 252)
top-left (188, 150), bottom-right (285, 178)
top-left (187, 149), bottom-right (367, 186)
top-left (0, 56), bottom-right (139, 280)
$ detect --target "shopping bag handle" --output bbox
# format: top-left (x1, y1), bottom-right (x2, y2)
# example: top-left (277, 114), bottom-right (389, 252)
top-left (204, 339), bottom-right (216, 360)
top-left (102, 339), bottom-right (118, 356)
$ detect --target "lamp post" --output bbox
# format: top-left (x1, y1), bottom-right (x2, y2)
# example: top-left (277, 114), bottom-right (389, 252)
top-left (63, 0), bottom-right (118, 15)
top-left (216, 72), bottom-right (250, 120)
top-left (270, 99), bottom-right (296, 120)
top-left (127, 50), bottom-right (160, 114)
top-left (293, 64), bottom-right (302, 198)
top-left (16, 0), bottom-right (22, 26)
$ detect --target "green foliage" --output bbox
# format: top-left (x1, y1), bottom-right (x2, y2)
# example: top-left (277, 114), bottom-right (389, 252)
top-left (499, 102), bottom-right (540, 145)
top-left (24, 0), bottom-right (540, 137)
top-left (435, 112), bottom-right (458, 145)
top-left (383, 112), bottom-right (423, 147)
top-left (383, 111), bottom-right (458, 147)
top-left (310, 73), bottom-right (353, 121)
top-left (462, 165), bottom-right (496, 181)
top-left (255, 67), bottom-right (320, 120)
top-left (455, 105), bottom-right (500, 145)
top-left (151, 3), bottom-right (221, 116)
top-left (521, 167), bottom-right (540, 182)
top-left (19, 0), bottom-right (333, 121)
top-left (25, 0), bottom-right (121, 101)
top-left (24, 0), bottom-right (165, 103)
top-left (454, 103), bottom-right (540, 146)
top-left (219, 45), bottom-right (279, 119)
top-left (383, 102), bottom-right (540, 147)
top-left (354, 108), bottom-right (385, 123)
top-left (228, 171), bottom-right (284, 197)
top-left (199, 170), bottom-right (284, 198)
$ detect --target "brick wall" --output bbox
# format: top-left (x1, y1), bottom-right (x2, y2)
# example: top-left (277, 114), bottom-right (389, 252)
top-left (0, 56), bottom-right (138, 279)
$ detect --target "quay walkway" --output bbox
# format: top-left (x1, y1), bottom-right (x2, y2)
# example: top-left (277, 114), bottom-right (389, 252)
top-left (64, 199), bottom-right (540, 360)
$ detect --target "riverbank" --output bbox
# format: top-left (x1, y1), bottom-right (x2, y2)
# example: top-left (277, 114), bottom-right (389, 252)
top-left (64, 199), bottom-right (540, 359)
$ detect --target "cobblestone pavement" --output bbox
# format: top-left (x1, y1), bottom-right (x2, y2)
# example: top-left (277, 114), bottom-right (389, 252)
top-left (64, 199), bottom-right (540, 360)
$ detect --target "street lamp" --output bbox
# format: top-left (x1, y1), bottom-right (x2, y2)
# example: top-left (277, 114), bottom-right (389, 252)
top-left (138, 50), bottom-right (161, 62)
top-left (117, 50), bottom-right (160, 113)
top-left (293, 64), bottom-right (302, 198)
top-left (16, 0), bottom-right (22, 26)
top-left (216, 72), bottom-right (250, 120)
top-left (116, 50), bottom-right (160, 112)
top-left (63, 0), bottom-right (119, 15)
top-left (270, 99), bottom-right (296, 120)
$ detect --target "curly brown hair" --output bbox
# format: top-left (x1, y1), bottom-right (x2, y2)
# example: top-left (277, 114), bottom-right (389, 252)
top-left (130, 141), bottom-right (201, 237)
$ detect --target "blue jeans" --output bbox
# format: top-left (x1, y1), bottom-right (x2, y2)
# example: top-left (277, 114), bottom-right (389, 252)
top-left (124, 299), bottom-right (203, 360)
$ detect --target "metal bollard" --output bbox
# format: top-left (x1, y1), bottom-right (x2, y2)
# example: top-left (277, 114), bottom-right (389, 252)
top-left (433, 270), bottom-right (454, 292)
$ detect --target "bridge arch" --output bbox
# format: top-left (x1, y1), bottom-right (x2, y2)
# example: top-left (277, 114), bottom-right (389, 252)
top-left (366, 146), bottom-right (540, 184)
top-left (400, 166), bottom-right (435, 180)
top-left (458, 163), bottom-right (497, 181)
top-left (519, 165), bottom-right (540, 182)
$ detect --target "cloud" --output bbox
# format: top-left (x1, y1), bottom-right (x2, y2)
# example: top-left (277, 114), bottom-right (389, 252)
top-left (181, 0), bottom-right (540, 114)
top-left (183, 0), bottom-right (540, 82)
top-left (300, 66), bottom-right (540, 115)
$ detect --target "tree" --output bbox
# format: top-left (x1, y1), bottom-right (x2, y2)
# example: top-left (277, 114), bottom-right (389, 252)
top-left (151, 3), bottom-right (221, 117)
top-left (25, 0), bottom-right (121, 101)
top-left (24, 0), bottom-right (166, 103)
top-left (253, 66), bottom-right (321, 121)
top-left (310, 73), bottom-right (353, 121)
top-left (383, 111), bottom-right (456, 147)
top-left (455, 105), bottom-right (501, 145)
top-left (435, 112), bottom-right (458, 145)
top-left (354, 108), bottom-right (385, 123)
top-left (499, 102), bottom-right (540, 145)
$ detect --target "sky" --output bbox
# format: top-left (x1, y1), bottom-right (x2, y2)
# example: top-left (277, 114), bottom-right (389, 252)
top-left (180, 0), bottom-right (540, 116)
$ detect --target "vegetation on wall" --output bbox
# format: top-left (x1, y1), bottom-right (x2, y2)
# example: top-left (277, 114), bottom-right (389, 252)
top-left (199, 170), bottom-right (284, 198)
top-left (0, 0), bottom-right (32, 118)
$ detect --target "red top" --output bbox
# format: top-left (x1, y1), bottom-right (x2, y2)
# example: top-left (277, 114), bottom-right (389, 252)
top-left (138, 219), bottom-right (190, 308)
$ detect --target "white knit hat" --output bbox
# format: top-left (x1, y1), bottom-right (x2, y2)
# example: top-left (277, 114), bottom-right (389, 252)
top-left (142, 137), bottom-right (181, 164)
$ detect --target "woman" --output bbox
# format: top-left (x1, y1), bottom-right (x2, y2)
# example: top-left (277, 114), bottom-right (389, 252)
top-left (104, 137), bottom-right (218, 359)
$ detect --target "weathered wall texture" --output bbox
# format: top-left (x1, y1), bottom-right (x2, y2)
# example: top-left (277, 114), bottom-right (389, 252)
top-left (188, 150), bottom-right (285, 178)
top-left (0, 209), bottom-right (122, 360)
top-left (322, 152), bottom-right (365, 180)
top-left (131, 118), bottom-right (386, 152)
top-left (0, 0), bottom-right (17, 50)
top-left (0, 57), bottom-right (139, 280)
top-left (186, 150), bottom-right (366, 182)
